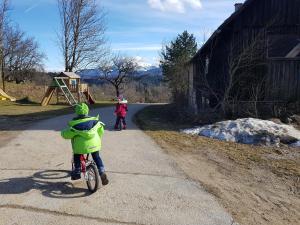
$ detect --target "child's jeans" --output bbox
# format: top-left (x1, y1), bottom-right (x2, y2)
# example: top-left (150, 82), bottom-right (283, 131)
top-left (115, 116), bottom-right (126, 128)
top-left (73, 151), bottom-right (105, 175)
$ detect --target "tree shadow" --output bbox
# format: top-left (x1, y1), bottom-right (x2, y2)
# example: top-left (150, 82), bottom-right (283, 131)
top-left (0, 170), bottom-right (92, 198)
top-left (133, 104), bottom-right (184, 132)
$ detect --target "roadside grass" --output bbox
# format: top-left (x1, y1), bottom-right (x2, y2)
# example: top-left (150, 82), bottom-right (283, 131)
top-left (1, 81), bottom-right (114, 124)
top-left (134, 104), bottom-right (300, 225)
top-left (0, 81), bottom-right (115, 147)
top-left (0, 101), bottom-right (113, 116)
top-left (134, 105), bottom-right (300, 177)
top-left (0, 100), bottom-right (114, 146)
top-left (0, 100), bottom-right (113, 116)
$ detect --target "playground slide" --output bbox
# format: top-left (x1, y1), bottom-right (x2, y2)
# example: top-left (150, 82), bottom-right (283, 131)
top-left (0, 88), bottom-right (16, 101)
top-left (41, 87), bottom-right (55, 106)
top-left (84, 92), bottom-right (95, 104)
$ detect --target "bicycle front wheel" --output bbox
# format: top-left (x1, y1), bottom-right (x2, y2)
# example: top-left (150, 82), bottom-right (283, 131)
top-left (86, 163), bottom-right (100, 193)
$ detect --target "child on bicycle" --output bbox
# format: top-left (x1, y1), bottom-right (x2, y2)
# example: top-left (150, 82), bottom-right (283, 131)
top-left (114, 97), bottom-right (128, 130)
top-left (61, 103), bottom-right (109, 185)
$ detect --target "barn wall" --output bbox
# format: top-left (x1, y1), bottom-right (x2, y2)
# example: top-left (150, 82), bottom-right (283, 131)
top-left (189, 0), bottom-right (300, 112)
top-left (187, 63), bottom-right (197, 113)
top-left (266, 59), bottom-right (300, 101)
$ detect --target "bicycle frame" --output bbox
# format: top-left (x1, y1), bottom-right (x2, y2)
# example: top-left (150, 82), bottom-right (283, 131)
top-left (72, 154), bottom-right (92, 180)
top-left (80, 154), bottom-right (87, 173)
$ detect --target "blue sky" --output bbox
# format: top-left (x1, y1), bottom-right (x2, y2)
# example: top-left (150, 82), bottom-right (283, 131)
top-left (9, 0), bottom-right (243, 71)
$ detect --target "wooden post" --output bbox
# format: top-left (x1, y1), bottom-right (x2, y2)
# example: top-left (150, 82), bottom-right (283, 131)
top-left (56, 88), bottom-right (59, 104)
top-left (77, 78), bottom-right (81, 103)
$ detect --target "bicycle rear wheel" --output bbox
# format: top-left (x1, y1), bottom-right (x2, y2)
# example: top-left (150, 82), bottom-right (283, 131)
top-left (86, 163), bottom-right (100, 193)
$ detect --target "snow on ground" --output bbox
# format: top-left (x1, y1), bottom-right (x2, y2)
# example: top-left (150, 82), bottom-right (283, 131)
top-left (182, 118), bottom-right (300, 146)
top-left (291, 141), bottom-right (300, 147)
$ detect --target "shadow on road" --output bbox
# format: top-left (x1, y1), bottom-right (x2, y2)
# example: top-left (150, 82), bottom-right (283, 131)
top-left (0, 170), bottom-right (92, 198)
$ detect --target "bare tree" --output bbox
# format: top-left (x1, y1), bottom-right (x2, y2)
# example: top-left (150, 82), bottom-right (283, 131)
top-left (0, 0), bottom-right (9, 90)
top-left (246, 77), bottom-right (266, 117)
top-left (221, 30), bottom-right (267, 116)
top-left (58, 0), bottom-right (106, 72)
top-left (197, 30), bottom-right (267, 116)
top-left (3, 25), bottom-right (46, 83)
top-left (99, 55), bottom-right (138, 97)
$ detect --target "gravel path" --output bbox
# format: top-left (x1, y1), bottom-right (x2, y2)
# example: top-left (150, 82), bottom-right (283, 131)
top-left (0, 104), bottom-right (236, 225)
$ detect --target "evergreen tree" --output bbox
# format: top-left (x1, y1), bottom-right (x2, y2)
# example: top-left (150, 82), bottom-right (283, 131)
top-left (160, 31), bottom-right (197, 103)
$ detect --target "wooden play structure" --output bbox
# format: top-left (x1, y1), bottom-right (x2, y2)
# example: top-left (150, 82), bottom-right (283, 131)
top-left (0, 88), bottom-right (16, 101)
top-left (41, 72), bottom-right (95, 106)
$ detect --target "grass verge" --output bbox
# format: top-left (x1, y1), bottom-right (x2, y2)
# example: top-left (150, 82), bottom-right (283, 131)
top-left (0, 100), bottom-right (114, 145)
top-left (135, 104), bottom-right (300, 225)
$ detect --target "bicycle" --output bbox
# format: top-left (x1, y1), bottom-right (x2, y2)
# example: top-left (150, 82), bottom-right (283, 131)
top-left (71, 154), bottom-right (100, 193)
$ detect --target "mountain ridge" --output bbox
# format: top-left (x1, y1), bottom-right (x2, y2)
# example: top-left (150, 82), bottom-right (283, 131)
top-left (77, 66), bottom-right (162, 80)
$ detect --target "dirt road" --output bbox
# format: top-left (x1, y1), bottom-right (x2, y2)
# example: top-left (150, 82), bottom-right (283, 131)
top-left (0, 105), bottom-right (236, 225)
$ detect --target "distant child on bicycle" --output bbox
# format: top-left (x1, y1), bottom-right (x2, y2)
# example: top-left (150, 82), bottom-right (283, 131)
top-left (61, 103), bottom-right (109, 185)
top-left (114, 97), bottom-right (128, 130)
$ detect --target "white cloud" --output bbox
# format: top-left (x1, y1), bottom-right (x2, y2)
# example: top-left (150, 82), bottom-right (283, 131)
top-left (147, 0), bottom-right (202, 13)
top-left (148, 0), bottom-right (165, 11)
top-left (133, 56), bottom-right (152, 68)
top-left (151, 56), bottom-right (161, 66)
top-left (184, 0), bottom-right (202, 9)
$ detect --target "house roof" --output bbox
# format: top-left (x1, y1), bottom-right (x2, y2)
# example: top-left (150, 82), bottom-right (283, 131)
top-left (192, 0), bottom-right (256, 60)
top-left (59, 72), bottom-right (81, 79)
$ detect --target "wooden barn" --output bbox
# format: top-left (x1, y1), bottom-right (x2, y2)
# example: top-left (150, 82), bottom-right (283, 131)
top-left (187, 0), bottom-right (300, 116)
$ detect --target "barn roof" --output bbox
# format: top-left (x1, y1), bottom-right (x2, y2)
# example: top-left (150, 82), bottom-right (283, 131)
top-left (192, 0), bottom-right (256, 60)
top-left (59, 72), bottom-right (81, 79)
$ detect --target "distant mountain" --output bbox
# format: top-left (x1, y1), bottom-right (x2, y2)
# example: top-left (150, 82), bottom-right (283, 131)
top-left (76, 69), bottom-right (102, 79)
top-left (77, 66), bottom-right (162, 80)
top-left (135, 66), bottom-right (162, 76)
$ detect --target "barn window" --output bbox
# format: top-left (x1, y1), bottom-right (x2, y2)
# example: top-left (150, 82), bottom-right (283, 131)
top-left (268, 35), bottom-right (300, 58)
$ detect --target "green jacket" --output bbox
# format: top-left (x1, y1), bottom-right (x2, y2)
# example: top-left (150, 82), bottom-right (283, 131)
top-left (61, 115), bottom-right (104, 154)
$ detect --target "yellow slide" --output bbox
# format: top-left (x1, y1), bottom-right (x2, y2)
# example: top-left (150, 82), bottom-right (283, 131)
top-left (0, 88), bottom-right (16, 102)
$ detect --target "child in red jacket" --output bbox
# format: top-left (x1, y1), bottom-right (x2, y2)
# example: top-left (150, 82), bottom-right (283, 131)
top-left (114, 98), bottom-right (128, 130)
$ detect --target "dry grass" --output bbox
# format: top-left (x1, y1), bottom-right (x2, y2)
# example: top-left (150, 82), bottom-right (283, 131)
top-left (135, 105), bottom-right (300, 225)
top-left (1, 81), bottom-right (115, 150)
top-left (3, 82), bottom-right (50, 103)
top-left (0, 101), bottom-right (113, 129)
top-left (0, 100), bottom-right (114, 147)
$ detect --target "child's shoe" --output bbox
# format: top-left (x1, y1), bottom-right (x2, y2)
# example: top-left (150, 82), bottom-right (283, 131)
top-left (71, 171), bottom-right (81, 180)
top-left (122, 125), bottom-right (126, 130)
top-left (100, 173), bottom-right (109, 185)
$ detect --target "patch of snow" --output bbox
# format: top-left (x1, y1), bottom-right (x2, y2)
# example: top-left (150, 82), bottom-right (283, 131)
top-left (290, 141), bottom-right (300, 147)
top-left (182, 118), bottom-right (300, 146)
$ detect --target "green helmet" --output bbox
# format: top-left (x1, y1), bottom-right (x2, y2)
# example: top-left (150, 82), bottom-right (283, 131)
top-left (75, 103), bottom-right (89, 115)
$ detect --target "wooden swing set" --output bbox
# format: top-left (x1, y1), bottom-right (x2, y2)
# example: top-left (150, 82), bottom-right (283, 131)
top-left (41, 72), bottom-right (95, 106)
